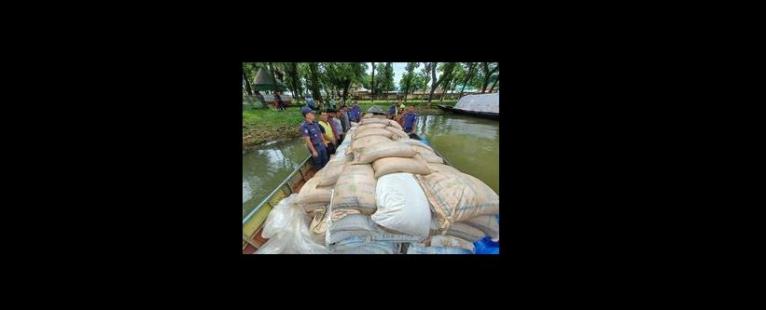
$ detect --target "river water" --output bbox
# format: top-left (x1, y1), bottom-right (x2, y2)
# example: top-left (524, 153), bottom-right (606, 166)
top-left (243, 114), bottom-right (500, 218)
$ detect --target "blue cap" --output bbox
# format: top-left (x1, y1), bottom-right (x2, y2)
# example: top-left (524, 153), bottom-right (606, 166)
top-left (301, 106), bottom-right (314, 116)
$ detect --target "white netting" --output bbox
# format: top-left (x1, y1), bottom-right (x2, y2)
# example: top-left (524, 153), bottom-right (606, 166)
top-left (454, 93), bottom-right (499, 114)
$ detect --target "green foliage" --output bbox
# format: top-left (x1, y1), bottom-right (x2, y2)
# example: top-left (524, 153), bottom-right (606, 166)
top-left (399, 62), bottom-right (419, 93)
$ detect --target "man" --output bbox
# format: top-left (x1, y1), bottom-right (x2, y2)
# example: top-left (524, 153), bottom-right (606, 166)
top-left (337, 106), bottom-right (350, 132)
top-left (274, 92), bottom-right (285, 111)
top-left (351, 101), bottom-right (362, 122)
top-left (305, 94), bottom-right (317, 110)
top-left (399, 99), bottom-right (405, 112)
top-left (387, 102), bottom-right (397, 119)
top-left (402, 106), bottom-right (418, 135)
top-left (329, 110), bottom-right (344, 143)
top-left (317, 111), bottom-right (338, 155)
top-left (299, 107), bottom-right (329, 169)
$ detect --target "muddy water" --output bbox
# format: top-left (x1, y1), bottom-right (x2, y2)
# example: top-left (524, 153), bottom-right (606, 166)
top-left (242, 138), bottom-right (308, 218)
top-left (415, 114), bottom-right (500, 194)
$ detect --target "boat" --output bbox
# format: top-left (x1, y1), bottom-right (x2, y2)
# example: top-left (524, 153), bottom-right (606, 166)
top-left (437, 93), bottom-right (499, 120)
top-left (242, 135), bottom-right (453, 254)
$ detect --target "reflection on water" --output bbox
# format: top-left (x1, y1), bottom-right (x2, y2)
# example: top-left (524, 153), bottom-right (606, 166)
top-left (242, 138), bottom-right (309, 218)
top-left (416, 114), bottom-right (499, 194)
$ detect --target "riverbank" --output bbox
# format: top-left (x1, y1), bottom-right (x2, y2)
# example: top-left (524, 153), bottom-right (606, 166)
top-left (243, 99), bottom-right (457, 150)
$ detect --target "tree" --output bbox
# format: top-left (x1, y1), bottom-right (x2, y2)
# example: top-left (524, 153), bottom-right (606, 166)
top-left (427, 62), bottom-right (457, 105)
top-left (370, 62), bottom-right (375, 102)
top-left (399, 62), bottom-right (419, 102)
top-left (489, 77), bottom-right (499, 93)
top-left (458, 62), bottom-right (477, 98)
top-left (321, 62), bottom-right (366, 104)
top-left (480, 62), bottom-right (499, 93)
top-left (374, 62), bottom-right (394, 95)
top-left (438, 63), bottom-right (461, 102)
top-left (275, 62), bottom-right (303, 102)
top-left (242, 72), bottom-right (253, 96)
top-left (306, 62), bottom-right (323, 105)
top-left (419, 62), bottom-right (433, 90)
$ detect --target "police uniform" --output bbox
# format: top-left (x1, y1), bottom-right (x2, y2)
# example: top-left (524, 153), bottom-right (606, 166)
top-left (403, 111), bottom-right (418, 133)
top-left (299, 119), bottom-right (329, 169)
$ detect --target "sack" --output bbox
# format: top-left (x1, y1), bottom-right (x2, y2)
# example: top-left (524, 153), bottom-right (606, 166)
top-left (387, 119), bottom-right (403, 130)
top-left (415, 148), bottom-right (444, 164)
top-left (444, 222), bottom-right (486, 242)
top-left (416, 170), bottom-right (499, 230)
top-left (331, 238), bottom-right (401, 254)
top-left (372, 154), bottom-right (431, 179)
top-left (427, 163), bottom-right (461, 175)
top-left (295, 177), bottom-right (332, 209)
top-left (360, 117), bottom-right (389, 125)
top-left (371, 173), bottom-right (431, 239)
top-left (430, 235), bottom-right (476, 253)
top-left (401, 139), bottom-right (434, 152)
top-left (350, 121), bottom-right (359, 127)
top-left (350, 135), bottom-right (392, 153)
top-left (302, 202), bottom-right (328, 213)
top-left (328, 214), bottom-right (422, 245)
top-left (465, 215), bottom-right (499, 241)
top-left (316, 160), bottom-right (346, 187)
top-left (355, 128), bottom-right (394, 139)
top-left (256, 194), bottom-right (329, 254)
top-left (383, 126), bottom-right (409, 140)
top-left (406, 243), bottom-right (473, 254)
top-left (356, 123), bottom-right (387, 130)
top-left (332, 164), bottom-right (377, 214)
top-left (352, 141), bottom-right (416, 164)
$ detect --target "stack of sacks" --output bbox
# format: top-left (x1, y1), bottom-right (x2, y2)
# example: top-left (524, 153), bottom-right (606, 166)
top-left (346, 118), bottom-right (408, 157)
top-left (404, 160), bottom-right (499, 254)
top-left (349, 120), bottom-right (432, 179)
top-left (326, 172), bottom-right (429, 254)
top-left (297, 153), bottom-right (348, 244)
top-left (324, 120), bottom-right (434, 253)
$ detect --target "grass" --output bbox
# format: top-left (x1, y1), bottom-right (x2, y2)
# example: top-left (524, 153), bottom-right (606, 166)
top-left (242, 105), bottom-right (305, 149)
top-left (242, 99), bottom-right (458, 148)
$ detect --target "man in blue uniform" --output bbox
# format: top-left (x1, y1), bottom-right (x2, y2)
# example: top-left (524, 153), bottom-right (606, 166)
top-left (299, 107), bottom-right (329, 169)
top-left (387, 102), bottom-right (397, 119)
top-left (402, 106), bottom-right (418, 134)
top-left (351, 101), bottom-right (362, 122)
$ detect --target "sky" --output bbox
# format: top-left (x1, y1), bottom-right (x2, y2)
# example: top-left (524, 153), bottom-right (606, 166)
top-left (364, 62), bottom-right (408, 89)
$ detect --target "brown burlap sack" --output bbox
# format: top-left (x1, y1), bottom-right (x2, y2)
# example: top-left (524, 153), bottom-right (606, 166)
top-left (372, 154), bottom-right (431, 179)
top-left (355, 127), bottom-right (395, 139)
top-left (316, 160), bottom-right (346, 187)
top-left (331, 164), bottom-right (377, 214)
top-left (350, 135), bottom-right (392, 153)
top-left (295, 177), bottom-right (332, 210)
top-left (416, 170), bottom-right (499, 230)
top-left (352, 141), bottom-right (416, 164)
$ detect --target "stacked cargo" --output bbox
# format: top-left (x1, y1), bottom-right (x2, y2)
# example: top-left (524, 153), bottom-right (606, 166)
top-left (257, 117), bottom-right (500, 254)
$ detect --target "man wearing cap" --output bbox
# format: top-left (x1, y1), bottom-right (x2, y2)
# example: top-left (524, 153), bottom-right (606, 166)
top-left (299, 107), bottom-right (329, 169)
